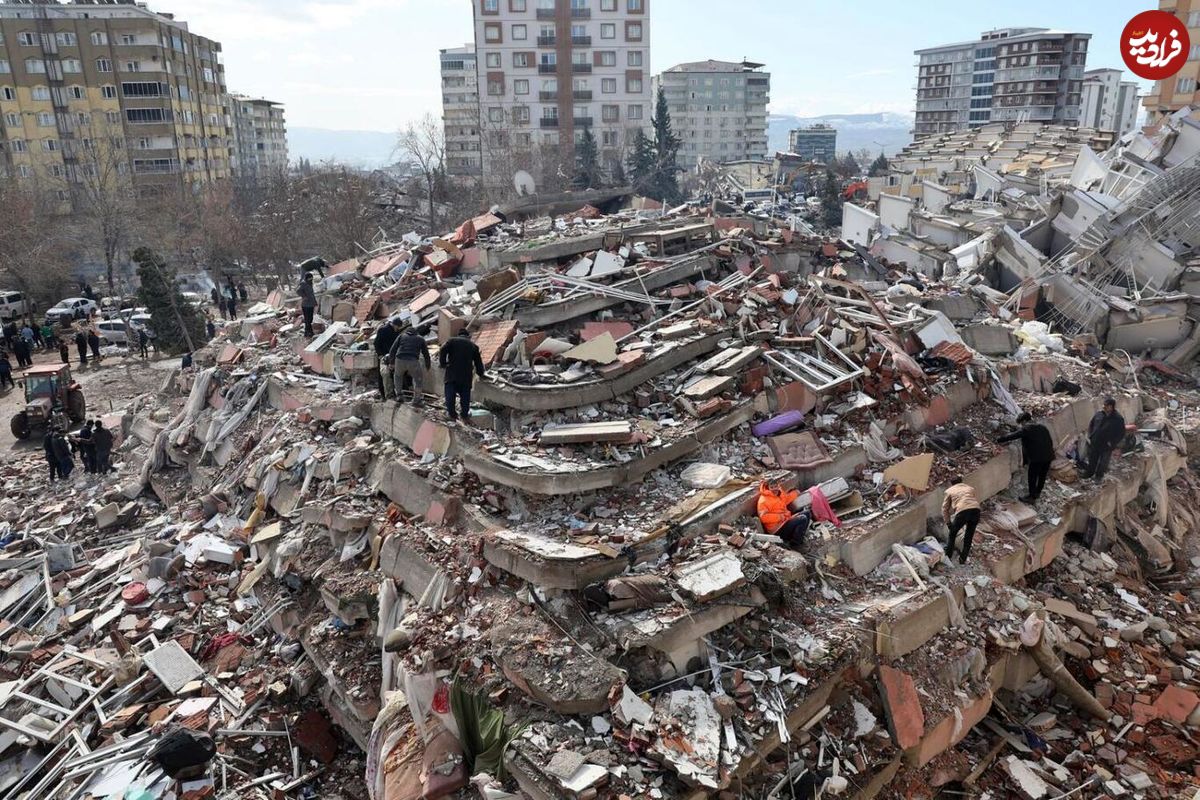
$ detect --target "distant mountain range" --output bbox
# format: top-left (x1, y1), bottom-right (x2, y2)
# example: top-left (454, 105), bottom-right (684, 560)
top-left (768, 112), bottom-right (915, 158)
top-left (289, 126), bottom-right (398, 168)
top-left (288, 112), bottom-right (915, 169)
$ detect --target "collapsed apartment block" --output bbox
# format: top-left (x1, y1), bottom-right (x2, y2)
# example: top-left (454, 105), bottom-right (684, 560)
top-left (4, 114), bottom-right (1200, 800)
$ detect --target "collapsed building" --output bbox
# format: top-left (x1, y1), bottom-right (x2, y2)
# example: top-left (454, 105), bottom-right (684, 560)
top-left (4, 114), bottom-right (1200, 800)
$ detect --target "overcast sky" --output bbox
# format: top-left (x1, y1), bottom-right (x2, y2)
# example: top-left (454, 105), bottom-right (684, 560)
top-left (155, 0), bottom-right (1153, 132)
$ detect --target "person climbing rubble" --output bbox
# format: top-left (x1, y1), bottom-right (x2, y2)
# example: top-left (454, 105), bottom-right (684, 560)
top-left (941, 475), bottom-right (980, 564)
top-left (387, 323), bottom-right (431, 407)
top-left (438, 328), bottom-right (485, 424)
top-left (997, 412), bottom-right (1055, 502)
top-left (298, 272), bottom-right (317, 338)
top-left (1080, 397), bottom-right (1126, 481)
top-left (756, 482), bottom-right (811, 550)
top-left (374, 316), bottom-right (404, 400)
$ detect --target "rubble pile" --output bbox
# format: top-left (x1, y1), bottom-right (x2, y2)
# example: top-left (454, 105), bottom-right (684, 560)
top-left (5, 111), bottom-right (1200, 800)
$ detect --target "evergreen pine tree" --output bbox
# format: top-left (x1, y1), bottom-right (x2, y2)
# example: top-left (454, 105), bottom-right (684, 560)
top-left (868, 153), bottom-right (890, 177)
top-left (626, 130), bottom-right (656, 196)
top-left (134, 247), bottom-right (208, 355)
top-left (840, 152), bottom-right (861, 177)
top-left (650, 88), bottom-right (682, 203)
top-left (573, 126), bottom-right (601, 190)
top-left (820, 169), bottom-right (843, 229)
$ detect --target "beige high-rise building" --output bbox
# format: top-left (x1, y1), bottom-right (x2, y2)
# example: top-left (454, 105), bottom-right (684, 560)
top-left (470, 0), bottom-right (651, 191)
top-left (229, 94), bottom-right (288, 182)
top-left (1143, 0), bottom-right (1200, 125)
top-left (0, 0), bottom-right (232, 194)
top-left (441, 44), bottom-right (482, 181)
top-left (653, 59), bottom-right (769, 170)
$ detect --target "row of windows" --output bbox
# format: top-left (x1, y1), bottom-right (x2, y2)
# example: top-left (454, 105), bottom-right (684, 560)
top-left (484, 127), bottom-right (643, 150)
top-left (485, 21), bottom-right (642, 41)
top-left (481, 0), bottom-right (643, 13)
top-left (0, 82), bottom-right (192, 102)
top-left (485, 103), bottom-right (643, 122)
top-left (488, 76), bottom-right (641, 94)
top-left (2, 29), bottom-right (191, 50)
top-left (482, 49), bottom-right (642, 68)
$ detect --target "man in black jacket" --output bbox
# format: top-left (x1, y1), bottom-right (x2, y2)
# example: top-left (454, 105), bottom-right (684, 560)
top-left (74, 329), bottom-right (88, 366)
top-left (387, 324), bottom-right (431, 406)
top-left (297, 273), bottom-right (317, 338)
top-left (998, 412), bottom-right (1055, 502)
top-left (438, 329), bottom-right (485, 423)
top-left (374, 317), bottom-right (404, 400)
top-left (92, 419), bottom-right (114, 473)
top-left (1081, 397), bottom-right (1126, 480)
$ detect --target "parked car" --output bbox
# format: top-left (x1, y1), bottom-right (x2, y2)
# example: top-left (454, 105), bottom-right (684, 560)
top-left (95, 319), bottom-right (133, 345)
top-left (0, 290), bottom-right (34, 322)
top-left (44, 297), bottom-right (99, 325)
top-left (129, 313), bottom-right (153, 331)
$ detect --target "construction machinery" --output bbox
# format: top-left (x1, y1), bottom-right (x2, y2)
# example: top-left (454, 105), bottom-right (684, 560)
top-left (10, 364), bottom-right (86, 440)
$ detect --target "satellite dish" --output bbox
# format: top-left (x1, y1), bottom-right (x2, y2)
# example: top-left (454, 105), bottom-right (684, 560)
top-left (513, 170), bottom-right (536, 197)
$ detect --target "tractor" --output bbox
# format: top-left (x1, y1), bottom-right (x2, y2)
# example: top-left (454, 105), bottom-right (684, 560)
top-left (10, 364), bottom-right (86, 441)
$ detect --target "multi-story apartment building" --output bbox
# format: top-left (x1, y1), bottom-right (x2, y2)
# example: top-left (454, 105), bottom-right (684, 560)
top-left (787, 124), bottom-right (837, 163)
top-left (1143, 0), bottom-right (1200, 125)
top-left (652, 59), bottom-right (769, 170)
top-left (1080, 68), bottom-right (1140, 136)
top-left (0, 0), bottom-right (232, 193)
top-left (441, 45), bottom-right (481, 181)
top-left (914, 28), bottom-right (1089, 137)
top-left (229, 94), bottom-right (287, 182)
top-left (470, 0), bottom-right (651, 191)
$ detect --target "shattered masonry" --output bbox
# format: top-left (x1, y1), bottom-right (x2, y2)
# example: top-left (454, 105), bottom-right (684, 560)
top-left (5, 109), bottom-right (1200, 800)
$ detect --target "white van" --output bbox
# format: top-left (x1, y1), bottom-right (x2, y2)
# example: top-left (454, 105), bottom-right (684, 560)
top-left (0, 291), bottom-right (33, 321)
top-left (95, 319), bottom-right (133, 345)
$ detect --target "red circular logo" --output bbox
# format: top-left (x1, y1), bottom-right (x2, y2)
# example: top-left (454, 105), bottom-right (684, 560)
top-left (1121, 10), bottom-right (1190, 81)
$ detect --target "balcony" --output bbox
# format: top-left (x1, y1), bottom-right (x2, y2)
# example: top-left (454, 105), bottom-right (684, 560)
top-left (572, 89), bottom-right (592, 100)
top-left (571, 35), bottom-right (591, 45)
top-left (538, 63), bottom-right (558, 74)
top-left (539, 117), bottom-right (560, 128)
top-left (571, 63), bottom-right (592, 73)
top-left (536, 7), bottom-right (555, 18)
top-left (571, 7), bottom-right (591, 18)
top-left (573, 116), bottom-right (593, 126)
top-left (537, 34), bottom-right (556, 46)
top-left (539, 90), bottom-right (558, 101)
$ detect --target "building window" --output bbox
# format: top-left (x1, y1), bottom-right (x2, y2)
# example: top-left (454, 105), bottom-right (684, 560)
top-left (0, 61), bottom-right (9, 75)
top-left (602, 130), bottom-right (618, 146)
top-left (602, 104), bottom-right (619, 122)
top-left (511, 0), bottom-right (527, 9)
top-left (514, 52), bottom-right (530, 67)
top-left (37, 111), bottom-right (53, 127)
top-left (513, 105), bottom-right (529, 122)
top-left (96, 58), bottom-right (113, 73)
top-left (3, 112), bottom-right (18, 127)
top-left (12, 139), bottom-right (27, 153)
top-left (627, 0), bottom-right (642, 10)
top-left (482, 0), bottom-right (499, 11)
top-left (25, 59), bottom-right (47, 75)
top-left (31, 86), bottom-right (50, 101)
top-left (626, 22), bottom-right (642, 40)
top-left (67, 86), bottom-right (85, 99)
top-left (514, 78), bottom-right (530, 94)
top-left (626, 77), bottom-right (642, 93)
top-left (628, 104), bottom-right (643, 120)
top-left (106, 111), bottom-right (121, 125)
top-left (124, 61), bottom-right (142, 72)
top-left (1190, 44), bottom-right (1200, 61)
top-left (17, 165), bottom-right (32, 178)
top-left (91, 31), bottom-right (108, 46)
top-left (1178, 76), bottom-right (1198, 94)
top-left (126, 107), bottom-right (171, 123)
top-left (601, 0), bottom-right (616, 9)
top-left (61, 59), bottom-right (82, 74)
top-left (102, 85), bottom-right (117, 99)
top-left (17, 32), bottom-right (37, 46)
top-left (598, 51), bottom-right (616, 66)
top-left (513, 24), bottom-right (527, 40)
top-left (488, 107), bottom-right (504, 122)
top-left (602, 77), bottom-right (616, 93)
top-left (628, 50), bottom-right (642, 66)
top-left (485, 23), bottom-right (502, 42)
top-left (43, 138), bottom-right (59, 151)
top-left (1, 87), bottom-right (15, 100)
top-left (487, 79), bottom-right (504, 95)
top-left (600, 23), bottom-right (615, 39)
top-left (76, 112), bottom-right (89, 126)
top-left (1189, 10), bottom-right (1200, 27)
top-left (486, 52), bottom-right (502, 68)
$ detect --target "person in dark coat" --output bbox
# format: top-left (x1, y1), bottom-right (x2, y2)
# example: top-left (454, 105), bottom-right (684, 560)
top-left (206, 316), bottom-right (216, 341)
top-left (74, 330), bottom-right (88, 365)
top-left (374, 317), bottom-right (404, 400)
top-left (297, 273), bottom-right (317, 338)
top-left (238, 282), bottom-right (248, 302)
top-left (0, 352), bottom-right (12, 390)
top-left (1081, 397), bottom-right (1126, 480)
top-left (73, 420), bottom-right (95, 473)
top-left (11, 337), bottom-right (30, 368)
top-left (387, 324), bottom-right (432, 406)
top-left (226, 294), bottom-right (237, 320)
top-left (997, 412), bottom-right (1055, 502)
top-left (138, 327), bottom-right (150, 358)
top-left (438, 329), bottom-right (485, 423)
top-left (87, 329), bottom-right (101, 362)
top-left (92, 420), bottom-right (114, 473)
top-left (43, 429), bottom-right (60, 480)
top-left (211, 287), bottom-right (221, 308)
top-left (52, 429), bottom-right (74, 478)
top-left (59, 340), bottom-right (70, 364)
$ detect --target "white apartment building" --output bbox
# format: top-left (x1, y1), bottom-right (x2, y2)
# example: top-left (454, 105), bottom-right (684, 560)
top-left (1080, 68), bottom-right (1140, 136)
top-left (470, 0), bottom-right (651, 190)
top-left (440, 45), bottom-right (481, 180)
top-left (229, 95), bottom-right (287, 181)
top-left (652, 59), bottom-right (769, 171)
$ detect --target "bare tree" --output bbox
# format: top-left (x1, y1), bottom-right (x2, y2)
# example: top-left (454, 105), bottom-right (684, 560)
top-left (0, 180), bottom-right (74, 306)
top-left (397, 113), bottom-right (446, 232)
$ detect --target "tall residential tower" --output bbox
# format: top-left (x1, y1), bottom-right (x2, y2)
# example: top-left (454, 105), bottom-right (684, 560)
top-left (652, 59), bottom-right (769, 170)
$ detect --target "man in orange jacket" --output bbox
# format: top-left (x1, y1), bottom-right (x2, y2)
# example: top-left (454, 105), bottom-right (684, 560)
top-left (757, 482), bottom-right (812, 550)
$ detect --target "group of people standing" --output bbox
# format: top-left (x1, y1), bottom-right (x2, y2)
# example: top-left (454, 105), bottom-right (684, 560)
top-left (373, 317), bottom-right (486, 424)
top-left (2, 319), bottom-right (56, 369)
top-left (212, 280), bottom-right (249, 322)
top-left (43, 419), bottom-right (114, 481)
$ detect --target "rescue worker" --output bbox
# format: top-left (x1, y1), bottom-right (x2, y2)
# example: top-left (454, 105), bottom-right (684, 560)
top-left (387, 324), bottom-right (431, 406)
top-left (756, 482), bottom-right (811, 550)
top-left (941, 476), bottom-right (981, 564)
top-left (997, 412), bottom-right (1055, 502)
top-left (52, 428), bottom-right (74, 479)
top-left (298, 273), bottom-right (317, 338)
top-left (1080, 397), bottom-right (1126, 481)
top-left (93, 419), bottom-right (114, 473)
top-left (438, 329), bottom-right (485, 424)
top-left (374, 317), bottom-right (404, 400)
top-left (73, 420), bottom-right (95, 473)
top-left (44, 428), bottom-right (60, 481)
